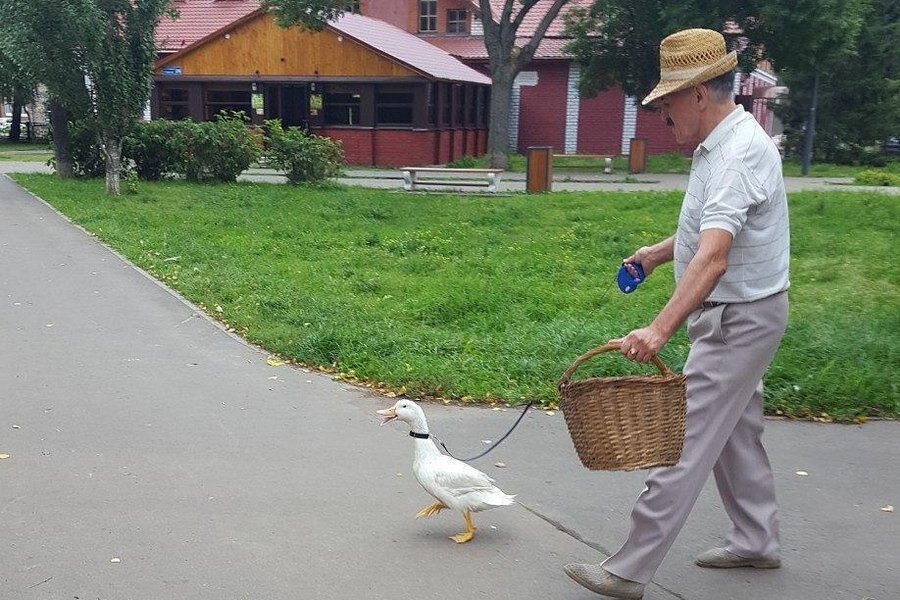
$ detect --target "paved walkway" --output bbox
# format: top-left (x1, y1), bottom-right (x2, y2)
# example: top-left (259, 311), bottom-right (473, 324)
top-left (3, 160), bottom-right (898, 194)
top-left (1, 174), bottom-right (898, 600)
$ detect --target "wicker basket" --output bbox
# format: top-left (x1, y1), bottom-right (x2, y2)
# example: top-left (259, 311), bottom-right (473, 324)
top-left (558, 343), bottom-right (687, 471)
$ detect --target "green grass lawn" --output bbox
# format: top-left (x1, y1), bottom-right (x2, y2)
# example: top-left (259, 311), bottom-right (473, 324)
top-left (12, 174), bottom-right (899, 421)
top-left (0, 139), bottom-right (53, 162)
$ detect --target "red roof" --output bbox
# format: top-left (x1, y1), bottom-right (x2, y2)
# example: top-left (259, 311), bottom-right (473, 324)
top-left (331, 14), bottom-right (490, 84)
top-left (432, 0), bottom-right (593, 60)
top-left (479, 0), bottom-right (592, 38)
top-left (428, 36), bottom-right (571, 60)
top-left (156, 0), bottom-right (260, 53)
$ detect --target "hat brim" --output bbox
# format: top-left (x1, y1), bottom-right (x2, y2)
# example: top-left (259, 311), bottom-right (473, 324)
top-left (641, 51), bottom-right (738, 106)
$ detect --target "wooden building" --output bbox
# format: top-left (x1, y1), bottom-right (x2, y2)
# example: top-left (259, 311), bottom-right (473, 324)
top-left (152, 8), bottom-right (491, 166)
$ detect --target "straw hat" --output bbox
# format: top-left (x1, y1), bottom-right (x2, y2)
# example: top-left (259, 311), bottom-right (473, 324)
top-left (641, 28), bottom-right (737, 106)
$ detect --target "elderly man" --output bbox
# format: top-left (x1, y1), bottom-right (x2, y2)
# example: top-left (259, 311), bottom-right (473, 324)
top-left (564, 29), bottom-right (790, 599)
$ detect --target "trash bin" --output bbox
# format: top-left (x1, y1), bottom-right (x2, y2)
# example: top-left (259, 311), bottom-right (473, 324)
top-left (526, 146), bottom-right (553, 193)
top-left (629, 138), bottom-right (648, 174)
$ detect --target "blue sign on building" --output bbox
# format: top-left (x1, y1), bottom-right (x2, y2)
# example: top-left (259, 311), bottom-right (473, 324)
top-left (161, 66), bottom-right (183, 76)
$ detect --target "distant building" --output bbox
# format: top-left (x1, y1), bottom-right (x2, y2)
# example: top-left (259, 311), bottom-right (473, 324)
top-left (154, 1), bottom-right (780, 165)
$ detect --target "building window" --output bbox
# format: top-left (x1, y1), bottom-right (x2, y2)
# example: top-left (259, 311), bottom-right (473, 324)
top-left (419, 0), bottom-right (437, 32)
top-left (160, 88), bottom-right (189, 120)
top-left (324, 92), bottom-right (361, 125)
top-left (447, 10), bottom-right (467, 33)
top-left (205, 89), bottom-right (251, 120)
top-left (376, 91), bottom-right (414, 125)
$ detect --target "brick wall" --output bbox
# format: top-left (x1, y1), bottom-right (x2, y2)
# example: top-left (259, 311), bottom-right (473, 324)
top-left (374, 129), bottom-right (437, 167)
top-left (314, 126), bottom-right (486, 166)
top-left (516, 62), bottom-right (568, 153)
top-left (313, 127), bottom-right (375, 165)
top-left (576, 86), bottom-right (626, 155)
top-left (635, 108), bottom-right (690, 155)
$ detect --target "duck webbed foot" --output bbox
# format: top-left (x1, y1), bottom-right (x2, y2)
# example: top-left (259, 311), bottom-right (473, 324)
top-left (450, 510), bottom-right (476, 543)
top-left (416, 502), bottom-right (447, 518)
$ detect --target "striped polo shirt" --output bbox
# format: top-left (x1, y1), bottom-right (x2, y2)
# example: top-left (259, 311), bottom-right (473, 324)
top-left (675, 106), bottom-right (790, 303)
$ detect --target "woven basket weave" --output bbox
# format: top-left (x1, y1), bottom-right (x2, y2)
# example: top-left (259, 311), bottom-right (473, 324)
top-left (558, 343), bottom-right (687, 471)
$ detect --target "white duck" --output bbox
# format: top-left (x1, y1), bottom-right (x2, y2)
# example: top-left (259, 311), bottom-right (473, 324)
top-left (377, 399), bottom-right (516, 543)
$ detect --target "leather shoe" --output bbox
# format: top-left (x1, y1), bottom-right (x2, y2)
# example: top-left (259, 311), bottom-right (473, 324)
top-left (695, 547), bottom-right (781, 569)
top-left (563, 563), bottom-right (644, 599)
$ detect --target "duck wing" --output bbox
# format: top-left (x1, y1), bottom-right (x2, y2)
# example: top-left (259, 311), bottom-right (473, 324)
top-left (431, 454), bottom-right (496, 495)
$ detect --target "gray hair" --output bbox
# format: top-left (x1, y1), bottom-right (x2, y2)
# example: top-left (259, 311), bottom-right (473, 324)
top-left (703, 70), bottom-right (736, 103)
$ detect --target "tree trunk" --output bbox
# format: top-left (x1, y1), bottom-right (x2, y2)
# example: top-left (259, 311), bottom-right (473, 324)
top-left (801, 67), bottom-right (818, 176)
top-left (49, 99), bottom-right (74, 178)
top-left (9, 98), bottom-right (22, 142)
top-left (486, 69), bottom-right (515, 170)
top-left (103, 134), bottom-right (122, 196)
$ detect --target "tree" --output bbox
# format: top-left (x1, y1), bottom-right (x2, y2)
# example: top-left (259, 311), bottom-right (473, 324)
top-left (565, 1), bottom-right (868, 172)
top-left (85, 0), bottom-right (173, 195)
top-left (0, 50), bottom-right (35, 142)
top-left (772, 0), bottom-right (896, 165)
top-left (0, 1), bottom-right (92, 177)
top-left (0, 1), bottom-right (171, 193)
top-left (262, 0), bottom-right (577, 169)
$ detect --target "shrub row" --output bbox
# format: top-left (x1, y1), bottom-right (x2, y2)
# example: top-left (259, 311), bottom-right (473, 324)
top-left (854, 169), bottom-right (900, 187)
top-left (69, 113), bottom-right (344, 184)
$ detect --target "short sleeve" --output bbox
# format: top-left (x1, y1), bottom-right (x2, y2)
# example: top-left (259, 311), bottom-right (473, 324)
top-left (700, 160), bottom-right (755, 237)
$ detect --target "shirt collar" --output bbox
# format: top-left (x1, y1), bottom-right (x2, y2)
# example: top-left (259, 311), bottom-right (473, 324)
top-left (698, 106), bottom-right (750, 154)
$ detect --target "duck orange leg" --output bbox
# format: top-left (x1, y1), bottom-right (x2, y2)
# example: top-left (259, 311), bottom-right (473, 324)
top-left (416, 502), bottom-right (446, 518)
top-left (450, 510), bottom-right (476, 543)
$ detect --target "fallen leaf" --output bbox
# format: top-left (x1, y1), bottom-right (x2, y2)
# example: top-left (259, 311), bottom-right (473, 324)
top-left (882, 505), bottom-right (894, 513)
top-left (494, 462), bottom-right (507, 468)
top-left (0, 453), bottom-right (9, 459)
top-left (795, 470), bottom-right (809, 476)
top-left (266, 356), bottom-right (284, 367)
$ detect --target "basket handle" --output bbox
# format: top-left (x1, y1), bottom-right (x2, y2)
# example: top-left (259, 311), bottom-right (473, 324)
top-left (558, 342), bottom-right (673, 389)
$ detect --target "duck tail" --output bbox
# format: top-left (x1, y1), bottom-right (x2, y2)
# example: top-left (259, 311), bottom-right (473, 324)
top-left (485, 490), bottom-right (516, 506)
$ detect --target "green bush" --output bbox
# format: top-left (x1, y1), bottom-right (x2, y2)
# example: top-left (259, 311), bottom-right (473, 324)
top-left (124, 120), bottom-right (188, 180)
top-left (264, 119), bottom-right (344, 184)
top-left (854, 169), bottom-right (900, 186)
top-left (447, 155), bottom-right (479, 168)
top-left (177, 112), bottom-right (260, 183)
top-left (68, 118), bottom-right (105, 178)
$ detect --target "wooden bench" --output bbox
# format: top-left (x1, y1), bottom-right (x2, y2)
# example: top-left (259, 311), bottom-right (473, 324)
top-left (553, 154), bottom-right (614, 174)
top-left (401, 167), bottom-right (504, 193)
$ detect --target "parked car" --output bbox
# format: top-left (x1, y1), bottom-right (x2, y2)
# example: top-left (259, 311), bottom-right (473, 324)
top-left (886, 137), bottom-right (900, 156)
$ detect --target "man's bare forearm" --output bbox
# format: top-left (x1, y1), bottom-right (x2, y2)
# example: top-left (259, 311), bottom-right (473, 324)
top-left (651, 231), bottom-right (730, 339)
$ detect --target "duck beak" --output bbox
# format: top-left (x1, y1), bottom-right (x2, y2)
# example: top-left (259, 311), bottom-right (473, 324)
top-left (376, 407), bottom-right (397, 426)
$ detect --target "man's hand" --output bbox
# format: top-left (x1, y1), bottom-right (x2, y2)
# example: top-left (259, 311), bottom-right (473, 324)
top-left (610, 325), bottom-right (670, 364)
top-left (622, 236), bottom-right (675, 279)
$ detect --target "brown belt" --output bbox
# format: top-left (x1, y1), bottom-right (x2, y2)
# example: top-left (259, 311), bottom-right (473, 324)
top-left (700, 300), bottom-right (725, 309)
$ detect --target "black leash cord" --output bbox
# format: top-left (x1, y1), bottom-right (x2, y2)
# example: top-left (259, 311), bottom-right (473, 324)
top-left (437, 400), bottom-right (535, 462)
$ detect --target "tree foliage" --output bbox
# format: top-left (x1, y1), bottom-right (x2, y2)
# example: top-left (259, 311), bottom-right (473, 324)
top-left (776, 0), bottom-right (898, 161)
top-left (0, 0), bottom-right (172, 193)
top-left (565, 0), bottom-right (878, 164)
top-left (566, 0), bottom-right (866, 100)
top-left (261, 0), bottom-right (357, 31)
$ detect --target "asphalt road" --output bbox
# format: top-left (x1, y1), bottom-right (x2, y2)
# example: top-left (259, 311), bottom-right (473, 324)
top-left (2, 175), bottom-right (897, 600)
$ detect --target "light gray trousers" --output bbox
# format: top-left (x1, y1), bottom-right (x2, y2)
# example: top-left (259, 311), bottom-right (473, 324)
top-left (602, 291), bottom-right (788, 584)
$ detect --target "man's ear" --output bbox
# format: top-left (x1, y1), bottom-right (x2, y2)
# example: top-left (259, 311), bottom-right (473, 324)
top-left (695, 84), bottom-right (709, 109)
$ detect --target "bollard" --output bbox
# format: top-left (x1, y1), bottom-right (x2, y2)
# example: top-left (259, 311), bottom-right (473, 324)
top-left (526, 146), bottom-right (553, 193)
top-left (628, 138), bottom-right (648, 174)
